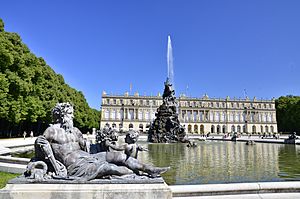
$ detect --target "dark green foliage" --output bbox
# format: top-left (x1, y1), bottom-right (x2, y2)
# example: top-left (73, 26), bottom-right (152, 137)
top-left (0, 19), bottom-right (100, 137)
top-left (276, 95), bottom-right (300, 134)
top-left (0, 19), bottom-right (4, 32)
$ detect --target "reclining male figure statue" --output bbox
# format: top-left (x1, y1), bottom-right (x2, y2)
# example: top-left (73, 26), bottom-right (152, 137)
top-left (30, 103), bottom-right (169, 181)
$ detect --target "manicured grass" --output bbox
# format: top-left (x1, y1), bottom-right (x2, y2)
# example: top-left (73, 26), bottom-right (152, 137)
top-left (0, 171), bottom-right (19, 189)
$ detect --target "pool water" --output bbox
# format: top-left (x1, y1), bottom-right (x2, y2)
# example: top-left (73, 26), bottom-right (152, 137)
top-left (137, 141), bottom-right (300, 185)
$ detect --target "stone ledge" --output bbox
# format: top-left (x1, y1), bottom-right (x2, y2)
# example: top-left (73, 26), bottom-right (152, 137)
top-left (0, 162), bottom-right (26, 174)
top-left (170, 181), bottom-right (300, 197)
top-left (0, 183), bottom-right (172, 199)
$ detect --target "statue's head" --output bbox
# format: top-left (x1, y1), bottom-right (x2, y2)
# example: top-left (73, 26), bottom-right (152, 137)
top-left (125, 130), bottom-right (139, 144)
top-left (52, 102), bottom-right (74, 131)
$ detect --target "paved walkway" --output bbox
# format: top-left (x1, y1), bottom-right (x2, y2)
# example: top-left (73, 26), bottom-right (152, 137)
top-left (0, 137), bottom-right (37, 148)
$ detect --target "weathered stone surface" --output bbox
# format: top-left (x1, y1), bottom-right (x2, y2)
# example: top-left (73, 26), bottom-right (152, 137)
top-left (148, 78), bottom-right (187, 143)
top-left (0, 145), bottom-right (11, 155)
top-left (0, 183), bottom-right (172, 199)
top-left (9, 174), bottom-right (165, 184)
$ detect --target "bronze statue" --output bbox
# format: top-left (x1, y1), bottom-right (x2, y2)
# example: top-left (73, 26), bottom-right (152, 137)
top-left (108, 129), bottom-right (148, 159)
top-left (148, 78), bottom-right (187, 143)
top-left (26, 103), bottom-right (169, 181)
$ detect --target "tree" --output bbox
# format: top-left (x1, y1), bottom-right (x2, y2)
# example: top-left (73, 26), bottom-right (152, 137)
top-left (0, 18), bottom-right (100, 138)
top-left (276, 95), bottom-right (300, 134)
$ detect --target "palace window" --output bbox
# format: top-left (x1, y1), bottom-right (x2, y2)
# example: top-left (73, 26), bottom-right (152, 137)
top-left (138, 111), bottom-right (143, 120)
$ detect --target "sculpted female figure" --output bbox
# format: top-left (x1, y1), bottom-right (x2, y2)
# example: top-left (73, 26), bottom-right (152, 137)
top-left (33, 103), bottom-right (168, 181)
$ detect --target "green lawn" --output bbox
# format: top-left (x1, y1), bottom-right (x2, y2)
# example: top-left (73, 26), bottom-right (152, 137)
top-left (0, 172), bottom-right (19, 189)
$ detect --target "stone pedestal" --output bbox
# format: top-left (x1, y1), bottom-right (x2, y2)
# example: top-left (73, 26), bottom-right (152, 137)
top-left (0, 183), bottom-right (171, 199)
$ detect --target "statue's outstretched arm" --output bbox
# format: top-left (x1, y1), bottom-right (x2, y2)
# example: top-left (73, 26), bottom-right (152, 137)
top-left (35, 136), bottom-right (67, 178)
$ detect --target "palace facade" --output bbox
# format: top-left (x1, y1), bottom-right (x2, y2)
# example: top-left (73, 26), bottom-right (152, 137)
top-left (100, 91), bottom-right (277, 134)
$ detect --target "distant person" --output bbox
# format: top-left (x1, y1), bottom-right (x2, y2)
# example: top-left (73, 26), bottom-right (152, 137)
top-left (23, 131), bottom-right (27, 140)
top-left (30, 131), bottom-right (34, 138)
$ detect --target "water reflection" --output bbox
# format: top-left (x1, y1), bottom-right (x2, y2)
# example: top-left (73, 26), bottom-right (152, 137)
top-left (278, 144), bottom-right (300, 180)
top-left (137, 141), bottom-right (300, 185)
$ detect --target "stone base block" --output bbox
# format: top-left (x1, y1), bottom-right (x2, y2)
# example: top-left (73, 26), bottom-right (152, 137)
top-left (0, 183), bottom-right (172, 199)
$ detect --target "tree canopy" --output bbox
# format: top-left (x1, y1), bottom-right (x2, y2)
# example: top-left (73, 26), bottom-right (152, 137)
top-left (0, 19), bottom-right (100, 137)
top-left (275, 95), bottom-right (300, 134)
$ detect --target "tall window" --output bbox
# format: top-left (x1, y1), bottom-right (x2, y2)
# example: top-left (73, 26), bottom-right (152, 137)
top-left (104, 109), bottom-right (109, 119)
top-left (229, 112), bottom-right (234, 122)
top-left (187, 111), bottom-right (192, 121)
top-left (111, 109), bottom-right (116, 119)
top-left (235, 112), bottom-right (239, 122)
top-left (199, 112), bottom-right (203, 121)
top-left (193, 111), bottom-right (198, 121)
top-left (145, 111), bottom-right (150, 120)
top-left (138, 111), bottom-right (143, 120)
top-left (215, 112), bottom-right (220, 122)
top-left (209, 112), bottom-right (214, 122)
top-left (128, 109), bottom-right (134, 120)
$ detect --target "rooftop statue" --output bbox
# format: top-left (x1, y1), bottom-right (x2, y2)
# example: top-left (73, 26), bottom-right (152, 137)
top-left (25, 103), bottom-right (169, 182)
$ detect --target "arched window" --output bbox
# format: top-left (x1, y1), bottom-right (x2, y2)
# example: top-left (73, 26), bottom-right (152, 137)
top-left (252, 125), bottom-right (256, 133)
top-left (231, 125), bottom-right (235, 132)
top-left (261, 125), bottom-right (264, 133)
top-left (243, 125), bottom-right (246, 133)
top-left (265, 126), bottom-right (269, 133)
top-left (237, 125), bottom-right (241, 133)
top-left (211, 125), bottom-right (215, 133)
top-left (217, 125), bottom-right (221, 133)
top-left (222, 125), bottom-right (226, 133)
top-left (188, 125), bottom-right (192, 133)
top-left (200, 125), bottom-right (205, 134)
top-left (112, 123), bottom-right (116, 128)
top-left (129, 123), bottom-right (133, 129)
top-left (194, 125), bottom-right (198, 133)
top-left (271, 126), bottom-right (274, 133)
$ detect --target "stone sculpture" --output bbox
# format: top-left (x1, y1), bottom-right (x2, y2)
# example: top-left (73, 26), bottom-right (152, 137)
top-left (108, 128), bottom-right (148, 159)
top-left (95, 125), bottom-right (119, 152)
top-left (25, 103), bottom-right (169, 181)
top-left (148, 78), bottom-right (187, 143)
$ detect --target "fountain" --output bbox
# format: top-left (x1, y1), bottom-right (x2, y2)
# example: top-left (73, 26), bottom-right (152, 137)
top-left (148, 36), bottom-right (187, 143)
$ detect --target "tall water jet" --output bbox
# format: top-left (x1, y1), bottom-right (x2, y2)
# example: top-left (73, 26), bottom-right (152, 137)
top-left (148, 36), bottom-right (187, 143)
top-left (167, 35), bottom-right (174, 89)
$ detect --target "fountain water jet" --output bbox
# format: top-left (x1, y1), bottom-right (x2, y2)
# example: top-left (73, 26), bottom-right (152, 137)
top-left (147, 36), bottom-right (187, 143)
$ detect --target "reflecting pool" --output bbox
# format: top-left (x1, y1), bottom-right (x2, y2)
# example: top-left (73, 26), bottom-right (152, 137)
top-left (137, 141), bottom-right (300, 185)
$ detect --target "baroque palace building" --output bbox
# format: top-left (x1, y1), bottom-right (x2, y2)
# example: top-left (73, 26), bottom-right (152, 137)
top-left (100, 91), bottom-right (277, 134)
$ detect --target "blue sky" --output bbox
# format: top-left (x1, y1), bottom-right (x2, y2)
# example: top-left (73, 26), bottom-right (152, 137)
top-left (1, 1), bottom-right (300, 110)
